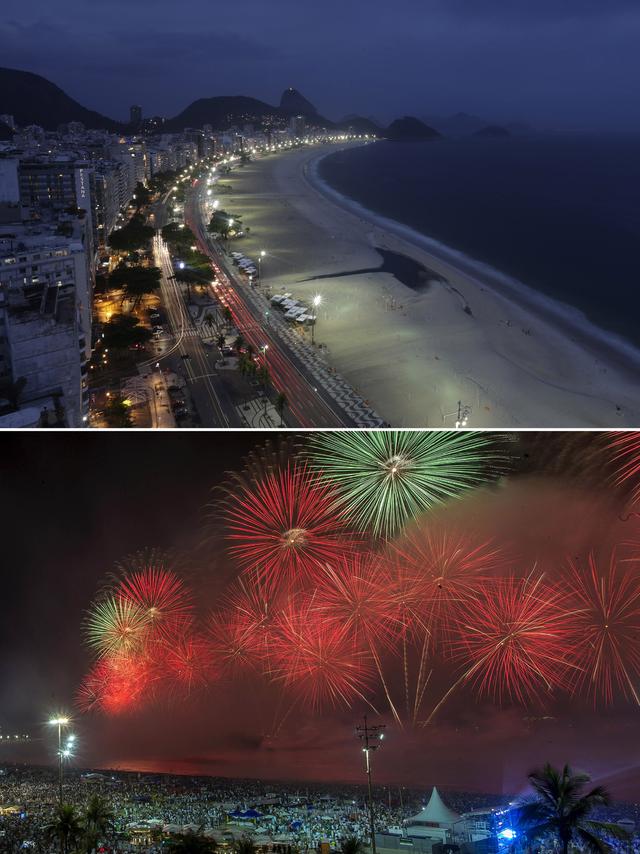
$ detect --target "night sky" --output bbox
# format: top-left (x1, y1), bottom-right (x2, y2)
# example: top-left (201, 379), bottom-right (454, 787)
top-left (2, 432), bottom-right (640, 801)
top-left (2, 0), bottom-right (640, 129)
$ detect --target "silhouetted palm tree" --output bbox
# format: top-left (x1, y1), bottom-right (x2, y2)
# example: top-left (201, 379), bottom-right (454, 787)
top-left (83, 794), bottom-right (114, 853)
top-left (518, 763), bottom-right (629, 854)
top-left (341, 837), bottom-right (366, 854)
top-left (234, 837), bottom-right (256, 854)
top-left (44, 803), bottom-right (83, 854)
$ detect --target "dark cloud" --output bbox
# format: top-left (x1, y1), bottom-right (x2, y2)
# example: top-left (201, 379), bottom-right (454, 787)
top-left (1, 1), bottom-right (640, 127)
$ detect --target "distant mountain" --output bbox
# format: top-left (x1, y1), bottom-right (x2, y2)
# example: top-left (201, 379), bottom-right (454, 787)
top-left (423, 111), bottom-right (488, 137)
top-left (0, 67), bottom-right (121, 131)
top-left (0, 121), bottom-right (14, 141)
top-left (164, 95), bottom-right (287, 131)
top-left (280, 87), bottom-right (318, 118)
top-left (0, 67), bottom-right (377, 136)
top-left (424, 112), bottom-right (535, 138)
top-left (473, 125), bottom-right (511, 138)
top-left (166, 88), bottom-right (340, 131)
top-left (386, 116), bottom-right (441, 141)
top-left (339, 115), bottom-right (381, 135)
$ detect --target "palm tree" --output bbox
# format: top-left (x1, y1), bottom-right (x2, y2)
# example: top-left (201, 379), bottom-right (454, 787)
top-left (341, 838), bottom-right (365, 854)
top-left (167, 830), bottom-right (218, 854)
top-left (83, 794), bottom-right (115, 853)
top-left (518, 763), bottom-right (630, 854)
top-left (44, 803), bottom-right (83, 854)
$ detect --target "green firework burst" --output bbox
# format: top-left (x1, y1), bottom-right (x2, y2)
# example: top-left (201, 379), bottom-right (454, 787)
top-left (85, 595), bottom-right (151, 658)
top-left (307, 431), bottom-right (504, 538)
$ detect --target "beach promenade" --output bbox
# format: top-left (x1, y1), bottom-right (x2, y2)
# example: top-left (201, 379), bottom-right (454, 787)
top-left (213, 142), bottom-right (640, 428)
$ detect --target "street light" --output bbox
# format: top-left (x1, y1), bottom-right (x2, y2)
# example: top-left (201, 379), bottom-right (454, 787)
top-left (454, 401), bottom-right (470, 429)
top-left (356, 716), bottom-right (385, 854)
top-left (311, 294), bottom-right (322, 345)
top-left (258, 250), bottom-right (266, 285)
top-left (48, 716), bottom-right (70, 806)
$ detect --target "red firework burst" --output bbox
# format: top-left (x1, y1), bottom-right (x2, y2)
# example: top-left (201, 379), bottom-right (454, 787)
top-left (270, 601), bottom-right (375, 710)
top-left (564, 552), bottom-right (640, 705)
top-left (606, 432), bottom-right (640, 504)
top-left (310, 553), bottom-right (400, 649)
top-left (223, 462), bottom-right (355, 591)
top-left (161, 632), bottom-right (218, 694)
top-left (116, 566), bottom-right (194, 641)
top-left (76, 654), bottom-right (156, 716)
top-left (450, 573), bottom-right (573, 705)
top-left (206, 577), bottom-right (288, 676)
top-left (390, 523), bottom-right (506, 647)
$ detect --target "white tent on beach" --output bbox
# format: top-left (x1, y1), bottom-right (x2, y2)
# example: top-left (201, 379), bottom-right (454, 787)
top-left (405, 788), bottom-right (460, 841)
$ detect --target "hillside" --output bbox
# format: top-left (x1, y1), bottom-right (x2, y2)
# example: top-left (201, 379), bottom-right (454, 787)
top-left (0, 67), bottom-right (121, 130)
top-left (386, 116), bottom-right (441, 141)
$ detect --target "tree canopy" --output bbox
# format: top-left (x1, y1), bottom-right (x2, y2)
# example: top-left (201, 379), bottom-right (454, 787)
top-left (518, 763), bottom-right (630, 854)
top-left (109, 213), bottom-right (155, 252)
top-left (101, 313), bottom-right (152, 351)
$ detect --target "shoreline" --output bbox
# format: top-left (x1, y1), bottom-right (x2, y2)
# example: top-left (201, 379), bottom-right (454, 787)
top-left (307, 143), bottom-right (640, 383)
top-left (222, 143), bottom-right (640, 427)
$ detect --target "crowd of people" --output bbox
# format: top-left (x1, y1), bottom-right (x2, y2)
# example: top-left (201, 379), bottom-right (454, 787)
top-left (1, 765), bottom-right (639, 854)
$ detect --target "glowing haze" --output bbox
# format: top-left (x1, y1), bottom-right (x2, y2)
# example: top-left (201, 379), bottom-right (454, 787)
top-left (2, 432), bottom-right (640, 799)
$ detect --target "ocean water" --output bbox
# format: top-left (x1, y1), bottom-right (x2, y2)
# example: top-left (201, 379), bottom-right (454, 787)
top-left (318, 135), bottom-right (640, 347)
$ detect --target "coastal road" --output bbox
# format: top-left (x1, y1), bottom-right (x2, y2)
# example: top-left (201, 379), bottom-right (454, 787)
top-left (151, 234), bottom-right (241, 428)
top-left (185, 183), bottom-right (373, 428)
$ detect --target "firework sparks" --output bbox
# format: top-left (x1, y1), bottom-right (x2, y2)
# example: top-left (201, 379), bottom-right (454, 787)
top-left (76, 654), bottom-right (156, 715)
top-left (222, 461), bottom-right (355, 590)
top-left (162, 632), bottom-right (217, 694)
top-left (85, 595), bottom-right (151, 659)
top-left (448, 573), bottom-right (573, 707)
top-left (116, 565), bottom-right (194, 641)
top-left (606, 433), bottom-right (640, 505)
top-left (564, 552), bottom-right (640, 705)
top-left (308, 431), bottom-right (502, 538)
top-left (270, 600), bottom-right (375, 710)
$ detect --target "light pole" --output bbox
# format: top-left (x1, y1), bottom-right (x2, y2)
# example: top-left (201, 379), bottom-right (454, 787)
top-left (261, 345), bottom-right (269, 418)
top-left (49, 716), bottom-right (69, 806)
top-left (356, 715), bottom-right (385, 854)
top-left (311, 294), bottom-right (322, 345)
top-left (455, 400), bottom-right (470, 429)
top-left (258, 250), bottom-right (266, 285)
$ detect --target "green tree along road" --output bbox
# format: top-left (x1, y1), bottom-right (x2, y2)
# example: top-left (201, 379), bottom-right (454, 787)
top-left (518, 763), bottom-right (630, 854)
top-left (103, 396), bottom-right (133, 428)
top-left (108, 264), bottom-right (162, 304)
top-left (108, 213), bottom-right (155, 253)
top-left (101, 314), bottom-right (152, 351)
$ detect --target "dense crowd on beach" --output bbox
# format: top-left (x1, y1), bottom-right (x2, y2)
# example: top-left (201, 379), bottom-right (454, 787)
top-left (1, 766), bottom-right (639, 854)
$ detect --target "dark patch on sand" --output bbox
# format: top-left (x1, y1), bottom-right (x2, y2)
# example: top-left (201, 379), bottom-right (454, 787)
top-left (303, 247), bottom-right (447, 292)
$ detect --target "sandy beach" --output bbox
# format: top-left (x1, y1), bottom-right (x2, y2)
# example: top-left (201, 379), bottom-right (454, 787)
top-left (221, 142), bottom-right (640, 427)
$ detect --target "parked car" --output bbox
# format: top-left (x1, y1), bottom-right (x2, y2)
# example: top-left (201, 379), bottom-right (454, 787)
top-left (284, 307), bottom-right (307, 321)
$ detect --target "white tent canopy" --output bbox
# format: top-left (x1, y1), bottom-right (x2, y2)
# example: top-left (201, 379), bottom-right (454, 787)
top-left (407, 788), bottom-right (460, 827)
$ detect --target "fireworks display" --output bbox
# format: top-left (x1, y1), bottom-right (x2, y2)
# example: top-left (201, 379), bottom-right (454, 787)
top-left (449, 573), bottom-right (573, 706)
top-left (221, 461), bottom-right (355, 590)
top-left (76, 431), bottom-right (640, 732)
top-left (307, 430), bottom-right (503, 538)
top-left (564, 552), bottom-right (640, 705)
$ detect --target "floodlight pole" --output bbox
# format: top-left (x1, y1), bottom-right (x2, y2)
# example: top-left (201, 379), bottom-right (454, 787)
top-left (356, 715), bottom-right (385, 854)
